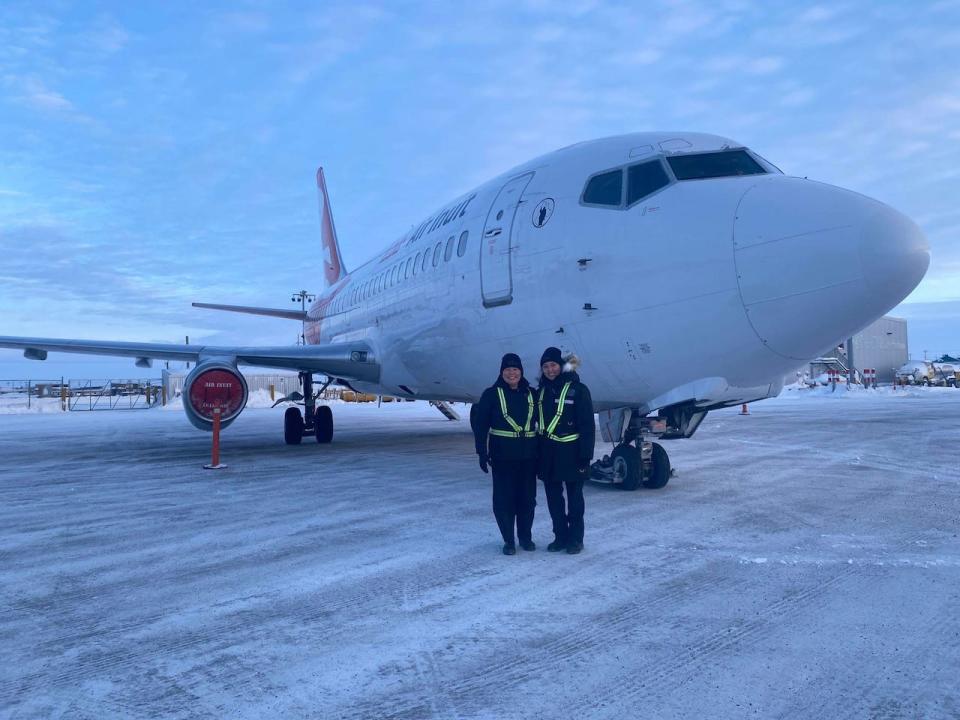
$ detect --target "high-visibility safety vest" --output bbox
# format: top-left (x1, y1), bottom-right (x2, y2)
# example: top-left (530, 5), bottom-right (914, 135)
top-left (538, 382), bottom-right (580, 443)
top-left (488, 387), bottom-right (537, 439)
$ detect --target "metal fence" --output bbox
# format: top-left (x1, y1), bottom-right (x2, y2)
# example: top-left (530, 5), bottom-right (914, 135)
top-left (0, 379), bottom-right (160, 411)
top-left (161, 371), bottom-right (302, 400)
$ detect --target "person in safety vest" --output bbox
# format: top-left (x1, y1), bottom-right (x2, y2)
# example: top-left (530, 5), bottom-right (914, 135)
top-left (536, 347), bottom-right (595, 554)
top-left (472, 353), bottom-right (539, 555)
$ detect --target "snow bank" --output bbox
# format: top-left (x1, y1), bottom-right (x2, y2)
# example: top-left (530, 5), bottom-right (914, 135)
top-left (0, 397), bottom-right (64, 414)
top-left (777, 382), bottom-right (957, 400)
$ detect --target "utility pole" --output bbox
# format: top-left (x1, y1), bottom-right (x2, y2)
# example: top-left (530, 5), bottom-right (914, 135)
top-left (291, 290), bottom-right (315, 345)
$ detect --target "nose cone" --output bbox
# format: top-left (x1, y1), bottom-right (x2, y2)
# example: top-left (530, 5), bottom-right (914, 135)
top-left (734, 177), bottom-right (929, 361)
top-left (859, 205), bottom-right (929, 303)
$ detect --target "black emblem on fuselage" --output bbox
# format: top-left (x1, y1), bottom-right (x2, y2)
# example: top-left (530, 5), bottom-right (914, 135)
top-left (532, 198), bottom-right (555, 228)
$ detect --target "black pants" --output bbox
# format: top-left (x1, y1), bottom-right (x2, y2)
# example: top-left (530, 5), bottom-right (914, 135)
top-left (543, 480), bottom-right (585, 544)
top-left (491, 459), bottom-right (537, 544)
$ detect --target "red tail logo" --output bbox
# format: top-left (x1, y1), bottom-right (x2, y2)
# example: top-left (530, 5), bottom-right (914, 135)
top-left (316, 168), bottom-right (345, 287)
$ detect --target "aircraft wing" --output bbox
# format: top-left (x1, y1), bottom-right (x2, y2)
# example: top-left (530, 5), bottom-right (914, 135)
top-left (0, 336), bottom-right (379, 382)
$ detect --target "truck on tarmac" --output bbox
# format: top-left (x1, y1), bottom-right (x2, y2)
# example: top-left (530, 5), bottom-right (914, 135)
top-left (896, 361), bottom-right (936, 385)
top-left (896, 361), bottom-right (959, 386)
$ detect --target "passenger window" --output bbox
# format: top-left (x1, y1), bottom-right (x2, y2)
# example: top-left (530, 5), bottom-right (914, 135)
top-left (627, 160), bottom-right (670, 205)
top-left (444, 236), bottom-right (454, 261)
top-left (413, 252), bottom-right (421, 275)
top-left (432, 242), bottom-right (442, 267)
top-left (405, 257), bottom-right (412, 279)
top-left (457, 230), bottom-right (468, 257)
top-left (667, 150), bottom-right (765, 180)
top-left (583, 169), bottom-right (622, 206)
top-left (421, 250), bottom-right (429, 272)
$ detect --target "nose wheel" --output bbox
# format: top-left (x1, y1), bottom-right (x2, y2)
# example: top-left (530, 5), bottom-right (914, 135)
top-left (599, 440), bottom-right (671, 490)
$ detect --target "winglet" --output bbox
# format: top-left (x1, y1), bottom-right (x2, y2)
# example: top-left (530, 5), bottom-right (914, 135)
top-left (317, 167), bottom-right (347, 288)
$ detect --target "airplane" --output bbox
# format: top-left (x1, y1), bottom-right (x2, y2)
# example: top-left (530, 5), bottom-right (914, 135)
top-left (0, 132), bottom-right (930, 490)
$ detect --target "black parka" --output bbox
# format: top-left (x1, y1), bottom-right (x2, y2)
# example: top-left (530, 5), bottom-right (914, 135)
top-left (472, 377), bottom-right (539, 462)
top-left (537, 370), bottom-right (595, 483)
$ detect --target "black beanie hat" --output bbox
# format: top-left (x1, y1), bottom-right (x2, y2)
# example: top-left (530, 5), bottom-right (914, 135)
top-left (540, 346), bottom-right (563, 368)
top-left (500, 353), bottom-right (523, 373)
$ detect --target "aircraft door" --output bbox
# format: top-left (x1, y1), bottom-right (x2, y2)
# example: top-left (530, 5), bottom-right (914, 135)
top-left (480, 172), bottom-right (534, 307)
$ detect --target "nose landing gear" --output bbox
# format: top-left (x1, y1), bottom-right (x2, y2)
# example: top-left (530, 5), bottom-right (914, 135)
top-left (600, 436), bottom-right (671, 490)
top-left (591, 405), bottom-right (705, 490)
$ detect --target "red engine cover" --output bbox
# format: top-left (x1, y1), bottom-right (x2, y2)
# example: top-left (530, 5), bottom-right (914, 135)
top-left (188, 368), bottom-right (245, 419)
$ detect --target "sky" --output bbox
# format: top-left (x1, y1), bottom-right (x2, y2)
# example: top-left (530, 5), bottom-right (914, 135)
top-left (1, 0), bottom-right (959, 379)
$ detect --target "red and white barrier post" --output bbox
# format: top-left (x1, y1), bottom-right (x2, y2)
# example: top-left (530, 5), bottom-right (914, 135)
top-left (204, 408), bottom-right (228, 470)
top-left (740, 403), bottom-right (750, 415)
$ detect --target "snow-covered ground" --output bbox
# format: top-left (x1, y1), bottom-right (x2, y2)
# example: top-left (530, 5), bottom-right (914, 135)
top-left (1, 392), bottom-right (958, 719)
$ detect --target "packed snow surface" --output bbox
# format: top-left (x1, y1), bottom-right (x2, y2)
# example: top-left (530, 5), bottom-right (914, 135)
top-left (1, 390), bottom-right (958, 719)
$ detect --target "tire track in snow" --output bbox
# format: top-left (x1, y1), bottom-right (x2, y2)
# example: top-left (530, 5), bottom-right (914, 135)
top-left (567, 566), bottom-right (857, 718)
top-left (0, 541), bottom-right (500, 701)
top-left (776, 580), bottom-right (960, 720)
top-left (338, 554), bottom-right (742, 719)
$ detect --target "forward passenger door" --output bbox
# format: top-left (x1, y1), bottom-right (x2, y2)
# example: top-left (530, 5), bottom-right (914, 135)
top-left (480, 172), bottom-right (534, 307)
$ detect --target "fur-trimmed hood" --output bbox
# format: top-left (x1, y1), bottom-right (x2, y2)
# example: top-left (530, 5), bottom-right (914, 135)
top-left (563, 354), bottom-right (581, 374)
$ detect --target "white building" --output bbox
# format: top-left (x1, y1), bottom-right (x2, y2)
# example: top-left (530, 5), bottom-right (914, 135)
top-left (811, 316), bottom-right (908, 384)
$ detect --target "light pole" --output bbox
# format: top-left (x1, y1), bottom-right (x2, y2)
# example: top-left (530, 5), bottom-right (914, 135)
top-left (291, 290), bottom-right (315, 345)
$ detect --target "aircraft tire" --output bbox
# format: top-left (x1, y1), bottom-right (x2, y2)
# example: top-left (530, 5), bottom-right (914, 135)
top-left (315, 405), bottom-right (334, 444)
top-left (284, 407), bottom-right (304, 445)
top-left (611, 444), bottom-right (640, 491)
top-left (643, 442), bottom-right (671, 489)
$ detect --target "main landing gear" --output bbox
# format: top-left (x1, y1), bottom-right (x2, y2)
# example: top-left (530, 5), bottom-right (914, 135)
top-left (284, 372), bottom-right (334, 445)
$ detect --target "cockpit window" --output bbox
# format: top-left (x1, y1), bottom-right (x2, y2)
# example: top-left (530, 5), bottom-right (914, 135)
top-left (582, 169), bottom-right (623, 206)
top-left (667, 150), bottom-right (765, 180)
top-left (627, 160), bottom-right (670, 206)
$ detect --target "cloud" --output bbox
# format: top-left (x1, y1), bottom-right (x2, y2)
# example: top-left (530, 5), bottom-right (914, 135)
top-left (88, 17), bottom-right (129, 53)
top-left (794, 5), bottom-right (847, 24)
top-left (703, 54), bottom-right (783, 76)
top-left (210, 10), bottom-right (271, 35)
top-left (12, 75), bottom-right (74, 112)
top-left (780, 88), bottom-right (816, 107)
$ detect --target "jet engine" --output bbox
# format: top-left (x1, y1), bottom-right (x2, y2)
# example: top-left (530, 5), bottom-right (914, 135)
top-left (182, 361), bottom-right (248, 431)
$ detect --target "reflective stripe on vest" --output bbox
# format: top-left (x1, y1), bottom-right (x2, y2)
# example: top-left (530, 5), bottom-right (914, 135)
top-left (538, 382), bottom-right (580, 443)
top-left (490, 387), bottom-right (536, 439)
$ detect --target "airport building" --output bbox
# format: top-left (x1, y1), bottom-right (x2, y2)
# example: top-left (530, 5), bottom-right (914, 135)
top-left (814, 315), bottom-right (908, 384)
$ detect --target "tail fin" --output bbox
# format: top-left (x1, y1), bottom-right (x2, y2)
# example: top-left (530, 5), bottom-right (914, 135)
top-left (316, 167), bottom-right (347, 287)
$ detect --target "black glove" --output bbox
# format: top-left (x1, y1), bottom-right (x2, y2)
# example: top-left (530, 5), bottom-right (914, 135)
top-left (479, 454), bottom-right (489, 474)
top-left (577, 458), bottom-right (591, 474)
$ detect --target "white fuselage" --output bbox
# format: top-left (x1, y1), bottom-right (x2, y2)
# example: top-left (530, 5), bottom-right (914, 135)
top-left (304, 132), bottom-right (928, 412)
